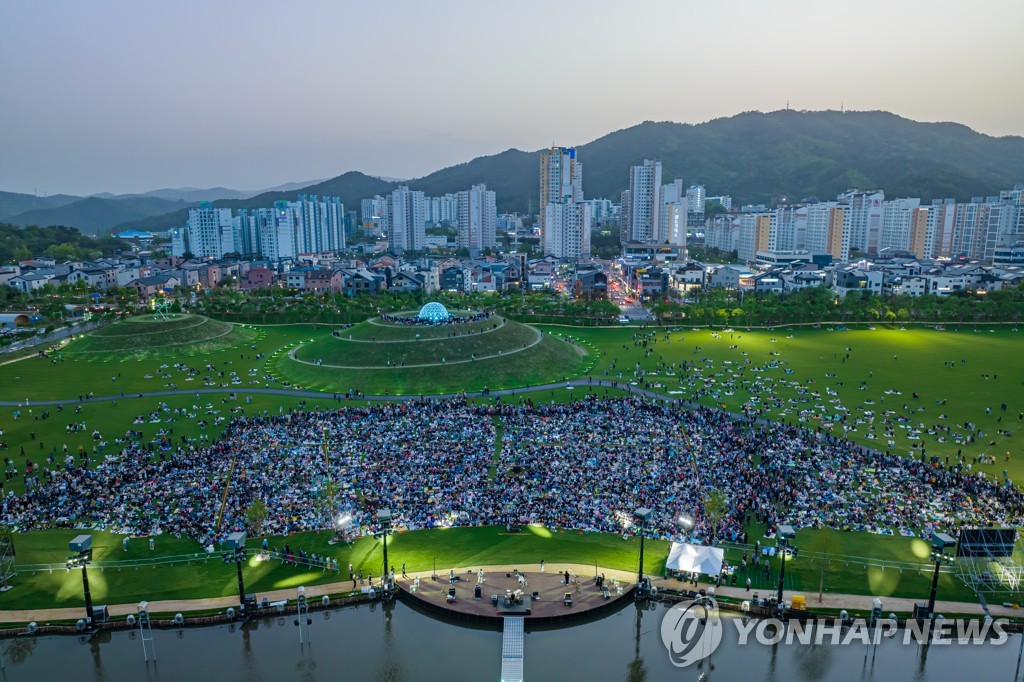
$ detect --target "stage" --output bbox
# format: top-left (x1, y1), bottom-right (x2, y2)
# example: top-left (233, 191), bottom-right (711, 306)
top-left (396, 564), bottom-right (634, 625)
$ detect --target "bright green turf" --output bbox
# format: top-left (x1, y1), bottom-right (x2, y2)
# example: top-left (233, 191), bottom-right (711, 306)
top-left (295, 318), bottom-right (539, 367)
top-left (566, 324), bottom-right (1024, 479)
top-left (276, 330), bottom-right (591, 394)
top-left (348, 314), bottom-right (499, 341)
top-left (0, 324), bottom-right (315, 401)
top-left (0, 523), bottom-right (985, 612)
top-left (61, 314), bottom-right (261, 361)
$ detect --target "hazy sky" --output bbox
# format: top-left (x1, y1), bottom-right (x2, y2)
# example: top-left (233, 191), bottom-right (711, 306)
top-left (2, 0), bottom-right (1022, 196)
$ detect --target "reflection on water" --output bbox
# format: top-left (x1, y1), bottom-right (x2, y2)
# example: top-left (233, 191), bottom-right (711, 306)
top-left (1, 600), bottom-right (1021, 682)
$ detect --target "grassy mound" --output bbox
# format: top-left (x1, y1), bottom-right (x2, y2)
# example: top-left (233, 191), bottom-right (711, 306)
top-left (296, 316), bottom-right (535, 367)
top-left (64, 314), bottom-right (260, 361)
top-left (351, 314), bottom-right (499, 341)
top-left (276, 320), bottom-right (591, 394)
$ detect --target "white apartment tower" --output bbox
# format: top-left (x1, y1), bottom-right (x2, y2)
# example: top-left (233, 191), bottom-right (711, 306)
top-left (773, 205), bottom-right (808, 252)
top-left (659, 179), bottom-right (688, 250)
top-left (294, 195), bottom-right (345, 254)
top-left (804, 202), bottom-right (849, 261)
top-left (543, 201), bottom-right (592, 259)
top-left (389, 186), bottom-right (427, 254)
top-left (539, 146), bottom-right (583, 246)
top-left (838, 190), bottom-right (884, 253)
top-left (686, 184), bottom-right (706, 228)
top-left (737, 213), bottom-right (775, 263)
top-left (624, 160), bottom-right (662, 242)
top-left (879, 198), bottom-right (921, 253)
top-left (456, 184), bottom-right (497, 255)
top-left (428, 194), bottom-right (458, 225)
top-left (185, 203), bottom-right (235, 259)
top-left (926, 199), bottom-right (957, 258)
top-left (254, 201), bottom-right (297, 262)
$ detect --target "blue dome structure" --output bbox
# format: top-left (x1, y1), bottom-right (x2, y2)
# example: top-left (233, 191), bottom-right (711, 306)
top-left (417, 302), bottom-right (451, 323)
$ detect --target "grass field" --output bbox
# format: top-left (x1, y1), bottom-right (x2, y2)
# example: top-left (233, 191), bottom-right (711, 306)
top-left (61, 314), bottom-right (261, 361)
top-left (568, 324), bottom-right (1024, 479)
top-left (0, 523), bottom-right (981, 612)
top-left (349, 314), bottom-right (499, 341)
top-left (0, 320), bottom-right (1023, 610)
top-left (277, 331), bottom-right (591, 394)
top-left (295, 317), bottom-right (540, 367)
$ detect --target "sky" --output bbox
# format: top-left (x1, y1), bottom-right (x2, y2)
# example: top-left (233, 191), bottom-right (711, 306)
top-left (1, 0), bottom-right (1022, 197)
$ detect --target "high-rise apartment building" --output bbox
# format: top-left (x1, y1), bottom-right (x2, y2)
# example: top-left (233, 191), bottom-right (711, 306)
top-left (428, 194), bottom-right (458, 225)
top-left (456, 184), bottom-right (497, 255)
top-left (908, 207), bottom-right (930, 259)
top-left (773, 205), bottom-right (808, 252)
top-left (737, 213), bottom-right (774, 263)
top-left (543, 201), bottom-right (592, 259)
top-left (805, 202), bottom-right (848, 261)
top-left (389, 186), bottom-right (427, 254)
top-left (360, 196), bottom-right (389, 236)
top-left (838, 190), bottom-right (884, 253)
top-left (703, 215), bottom-right (740, 254)
top-left (622, 160), bottom-right (662, 243)
top-left (926, 199), bottom-right (957, 258)
top-left (184, 203), bottom-right (235, 259)
top-left (879, 198), bottom-right (921, 254)
top-left (539, 146), bottom-right (583, 246)
top-left (253, 201), bottom-right (297, 262)
top-left (686, 185), bottom-right (706, 229)
top-left (658, 179), bottom-right (688, 250)
top-left (294, 195), bottom-right (345, 254)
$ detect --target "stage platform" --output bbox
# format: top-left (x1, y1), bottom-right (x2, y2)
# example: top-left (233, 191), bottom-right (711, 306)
top-left (396, 566), bottom-right (634, 625)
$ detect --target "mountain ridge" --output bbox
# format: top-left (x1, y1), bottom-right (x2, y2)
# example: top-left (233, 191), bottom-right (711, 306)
top-left (6, 110), bottom-right (1023, 233)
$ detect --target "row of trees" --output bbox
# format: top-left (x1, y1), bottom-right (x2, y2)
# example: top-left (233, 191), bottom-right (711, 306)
top-left (651, 285), bottom-right (1024, 326)
top-left (196, 286), bottom-right (622, 326)
top-left (0, 224), bottom-right (128, 264)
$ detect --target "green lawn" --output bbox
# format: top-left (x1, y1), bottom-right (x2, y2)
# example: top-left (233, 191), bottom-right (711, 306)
top-left (0, 324), bottom-right (315, 401)
top-left (1, 321), bottom-right (1023, 611)
top-left (347, 315), bottom-right (498, 341)
top-left (62, 315), bottom-right (261, 361)
top-left (567, 324), bottom-right (1024, 480)
top-left (276, 332), bottom-right (591, 394)
top-left (0, 523), bottom-right (988, 612)
top-left (295, 318), bottom-right (540, 367)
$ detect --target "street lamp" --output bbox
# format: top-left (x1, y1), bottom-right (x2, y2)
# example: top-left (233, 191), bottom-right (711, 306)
top-left (925, 532), bottom-right (956, 619)
top-left (776, 525), bottom-right (796, 607)
top-left (223, 531), bottom-right (248, 613)
top-left (634, 507), bottom-right (653, 597)
top-left (67, 534), bottom-right (94, 624)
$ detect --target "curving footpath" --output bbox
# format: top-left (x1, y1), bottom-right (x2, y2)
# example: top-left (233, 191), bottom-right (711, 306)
top-left (0, 377), bottom-right (665, 408)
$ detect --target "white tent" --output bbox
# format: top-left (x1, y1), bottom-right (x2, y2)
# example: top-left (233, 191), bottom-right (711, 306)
top-left (665, 542), bottom-right (724, 576)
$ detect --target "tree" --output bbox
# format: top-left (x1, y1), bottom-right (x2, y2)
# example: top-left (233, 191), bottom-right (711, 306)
top-left (702, 488), bottom-right (729, 543)
top-left (244, 499), bottom-right (268, 535)
top-left (314, 480), bottom-right (341, 530)
top-left (805, 532), bottom-right (841, 603)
